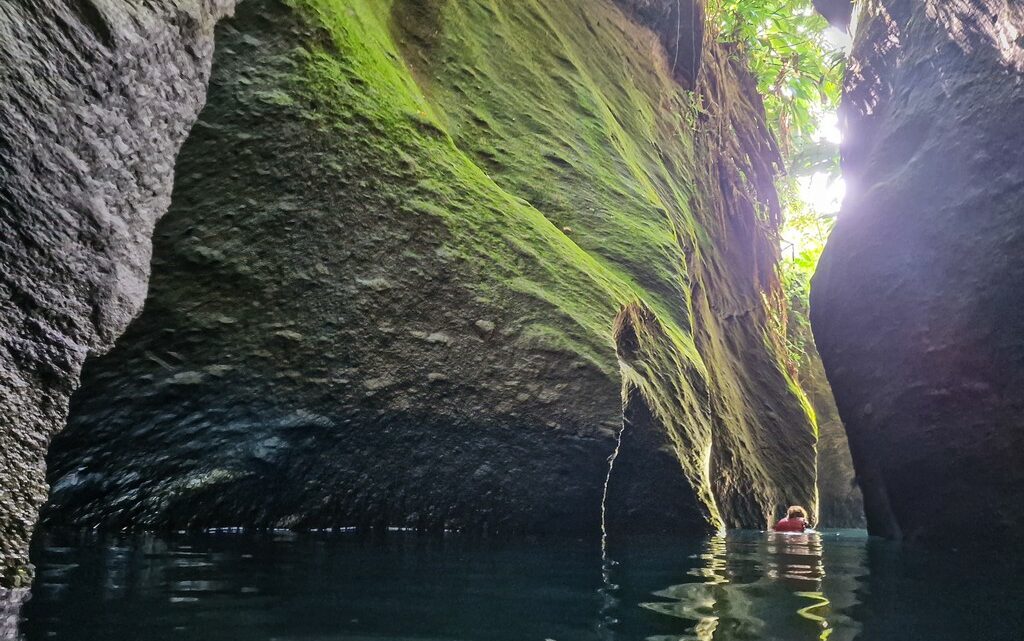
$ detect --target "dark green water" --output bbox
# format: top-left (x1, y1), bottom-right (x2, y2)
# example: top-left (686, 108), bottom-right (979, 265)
top-left (13, 529), bottom-right (1024, 640)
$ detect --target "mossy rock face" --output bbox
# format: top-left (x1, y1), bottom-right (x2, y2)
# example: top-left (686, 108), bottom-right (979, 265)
top-left (612, 0), bottom-right (705, 90)
top-left (45, 0), bottom-right (816, 535)
top-left (812, 1), bottom-right (1024, 541)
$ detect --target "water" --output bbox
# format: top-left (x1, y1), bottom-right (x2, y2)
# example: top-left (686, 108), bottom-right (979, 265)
top-left (11, 529), bottom-right (1024, 641)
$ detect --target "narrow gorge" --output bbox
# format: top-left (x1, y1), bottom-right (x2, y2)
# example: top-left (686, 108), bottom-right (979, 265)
top-left (3, 0), bottom-right (831, 588)
top-left (8, 0), bottom-right (1024, 638)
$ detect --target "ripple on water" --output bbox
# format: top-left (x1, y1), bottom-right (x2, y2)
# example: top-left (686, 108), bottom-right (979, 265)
top-left (634, 532), bottom-right (863, 641)
top-left (13, 528), bottom-right (1024, 641)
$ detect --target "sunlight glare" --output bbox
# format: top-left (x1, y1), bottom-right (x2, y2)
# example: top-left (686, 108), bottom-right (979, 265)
top-left (800, 173), bottom-right (846, 216)
top-left (816, 112), bottom-right (842, 145)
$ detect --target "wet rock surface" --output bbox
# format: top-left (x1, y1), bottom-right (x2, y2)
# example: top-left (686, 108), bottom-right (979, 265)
top-left (43, 0), bottom-right (815, 537)
top-left (0, 0), bottom-right (235, 586)
top-left (812, 0), bottom-right (1024, 541)
top-left (804, 344), bottom-right (863, 528)
top-left (788, 291), bottom-right (863, 527)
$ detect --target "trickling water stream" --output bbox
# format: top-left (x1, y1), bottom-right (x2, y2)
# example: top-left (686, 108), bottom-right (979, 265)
top-left (600, 419), bottom-right (628, 560)
top-left (598, 416), bottom-right (629, 640)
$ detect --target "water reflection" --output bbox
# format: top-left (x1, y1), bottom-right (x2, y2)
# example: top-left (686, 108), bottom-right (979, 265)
top-left (14, 528), bottom-right (1024, 641)
top-left (636, 532), bottom-right (863, 641)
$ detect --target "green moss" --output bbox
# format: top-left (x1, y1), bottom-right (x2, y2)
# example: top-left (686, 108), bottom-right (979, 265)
top-left (275, 0), bottom-right (813, 524)
top-left (284, 0), bottom-right (710, 369)
top-left (255, 89), bottom-right (298, 107)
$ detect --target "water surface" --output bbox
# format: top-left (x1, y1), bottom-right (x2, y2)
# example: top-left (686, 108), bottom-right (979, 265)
top-left (15, 529), bottom-right (1024, 640)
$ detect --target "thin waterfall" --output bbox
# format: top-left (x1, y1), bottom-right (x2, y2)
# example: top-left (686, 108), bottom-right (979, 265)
top-left (600, 417), bottom-right (628, 559)
top-left (597, 416), bottom-right (629, 640)
top-left (600, 305), bottom-right (640, 640)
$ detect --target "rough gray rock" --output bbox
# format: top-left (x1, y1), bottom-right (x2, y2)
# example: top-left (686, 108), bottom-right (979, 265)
top-left (787, 287), bottom-right (863, 527)
top-left (0, 587), bottom-right (27, 641)
top-left (812, 0), bottom-right (1024, 541)
top-left (41, 1), bottom-right (626, 537)
top-left (0, 0), bottom-right (235, 587)
top-left (0, 585), bottom-right (26, 638)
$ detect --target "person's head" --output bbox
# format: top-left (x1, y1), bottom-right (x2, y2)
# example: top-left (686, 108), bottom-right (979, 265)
top-left (787, 505), bottom-right (808, 520)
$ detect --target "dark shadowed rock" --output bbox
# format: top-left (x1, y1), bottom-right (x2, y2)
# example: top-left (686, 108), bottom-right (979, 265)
top-left (0, 0), bottom-right (235, 587)
top-left (612, 0), bottom-right (706, 90)
top-left (812, 0), bottom-right (1024, 542)
top-left (812, 0), bottom-right (853, 31)
top-left (0, 586), bottom-right (27, 640)
top-left (805, 344), bottom-right (864, 528)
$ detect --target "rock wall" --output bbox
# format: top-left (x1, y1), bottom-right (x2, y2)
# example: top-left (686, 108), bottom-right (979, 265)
top-left (789, 289), bottom-right (863, 528)
top-left (812, 0), bottom-right (1024, 541)
top-left (804, 345), bottom-right (864, 528)
top-left (42, 0), bottom-right (816, 540)
top-left (0, 586), bottom-right (27, 641)
top-left (0, 0), bottom-right (235, 587)
top-left (613, 0), bottom-right (706, 90)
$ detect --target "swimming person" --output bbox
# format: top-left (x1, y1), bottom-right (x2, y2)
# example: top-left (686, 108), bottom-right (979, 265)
top-left (773, 505), bottom-right (810, 532)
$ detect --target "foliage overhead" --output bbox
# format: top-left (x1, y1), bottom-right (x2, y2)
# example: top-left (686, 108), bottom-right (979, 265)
top-left (709, 0), bottom-right (845, 165)
top-left (707, 0), bottom-right (846, 368)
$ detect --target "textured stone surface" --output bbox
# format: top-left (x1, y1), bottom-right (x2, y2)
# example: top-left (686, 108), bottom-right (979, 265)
top-left (0, 587), bottom-right (27, 641)
top-left (812, 0), bottom-right (1024, 541)
top-left (43, 0), bottom-right (815, 538)
top-left (787, 287), bottom-right (863, 527)
top-left (0, 585), bottom-right (26, 638)
top-left (0, 0), bottom-right (234, 587)
top-left (804, 344), bottom-right (864, 528)
top-left (612, 0), bottom-right (705, 90)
